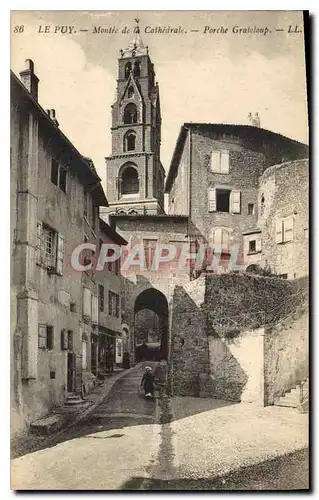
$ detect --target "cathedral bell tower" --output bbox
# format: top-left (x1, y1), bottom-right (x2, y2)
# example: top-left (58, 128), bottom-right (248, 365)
top-left (105, 18), bottom-right (165, 215)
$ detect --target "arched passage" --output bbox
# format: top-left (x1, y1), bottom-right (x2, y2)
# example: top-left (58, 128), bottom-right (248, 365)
top-left (134, 288), bottom-right (169, 361)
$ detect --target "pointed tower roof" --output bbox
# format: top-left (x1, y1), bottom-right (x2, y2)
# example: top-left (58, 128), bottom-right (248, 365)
top-left (121, 17), bottom-right (148, 58)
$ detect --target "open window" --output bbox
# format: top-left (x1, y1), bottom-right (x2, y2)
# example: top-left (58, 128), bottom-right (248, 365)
top-left (120, 164), bottom-right (139, 195)
top-left (124, 103), bottom-right (137, 124)
top-left (124, 130), bottom-right (137, 152)
top-left (125, 62), bottom-right (132, 79)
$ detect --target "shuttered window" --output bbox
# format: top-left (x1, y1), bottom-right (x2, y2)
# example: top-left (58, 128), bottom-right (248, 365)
top-left (211, 150), bottom-right (229, 174)
top-left (231, 190), bottom-right (241, 214)
top-left (208, 189), bottom-right (216, 212)
top-left (91, 295), bottom-right (99, 324)
top-left (56, 233), bottom-right (65, 275)
top-left (276, 217), bottom-right (294, 244)
top-left (283, 217), bottom-right (294, 242)
top-left (83, 287), bottom-right (91, 318)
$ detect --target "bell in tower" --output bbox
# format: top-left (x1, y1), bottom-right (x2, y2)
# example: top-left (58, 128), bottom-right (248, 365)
top-left (104, 18), bottom-right (165, 216)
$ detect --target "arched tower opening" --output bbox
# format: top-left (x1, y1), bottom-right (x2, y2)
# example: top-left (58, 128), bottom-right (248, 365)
top-left (134, 288), bottom-right (169, 361)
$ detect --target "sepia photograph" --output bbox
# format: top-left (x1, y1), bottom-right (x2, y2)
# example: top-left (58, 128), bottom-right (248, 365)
top-left (10, 10), bottom-right (309, 491)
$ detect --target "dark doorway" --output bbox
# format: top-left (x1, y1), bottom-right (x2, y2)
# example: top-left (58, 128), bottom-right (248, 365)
top-left (67, 352), bottom-right (75, 393)
top-left (134, 288), bottom-right (169, 361)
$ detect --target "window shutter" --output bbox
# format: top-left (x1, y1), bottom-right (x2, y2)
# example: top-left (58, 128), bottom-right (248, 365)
top-left (256, 238), bottom-right (262, 253)
top-left (211, 151), bottom-right (220, 172)
top-left (222, 229), bottom-right (230, 251)
top-left (220, 151), bottom-right (230, 174)
top-left (283, 217), bottom-right (294, 242)
top-left (231, 190), bottom-right (241, 214)
top-left (115, 295), bottom-right (120, 318)
top-left (208, 189), bottom-right (216, 212)
top-left (38, 324), bottom-right (47, 349)
top-left (83, 287), bottom-right (91, 318)
top-left (36, 222), bottom-right (43, 264)
top-left (275, 220), bottom-right (283, 244)
top-left (56, 233), bottom-right (65, 275)
top-left (91, 295), bottom-right (98, 324)
top-left (61, 329), bottom-right (68, 350)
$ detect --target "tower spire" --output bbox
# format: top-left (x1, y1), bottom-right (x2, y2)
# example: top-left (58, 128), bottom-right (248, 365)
top-left (121, 17), bottom-right (148, 58)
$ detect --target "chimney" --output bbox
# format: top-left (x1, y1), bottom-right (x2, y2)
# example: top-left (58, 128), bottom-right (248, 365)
top-left (19, 59), bottom-right (39, 101)
top-left (252, 112), bottom-right (261, 128)
top-left (46, 109), bottom-right (59, 127)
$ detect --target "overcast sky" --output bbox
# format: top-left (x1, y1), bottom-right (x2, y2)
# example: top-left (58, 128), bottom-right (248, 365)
top-left (11, 10), bottom-right (308, 190)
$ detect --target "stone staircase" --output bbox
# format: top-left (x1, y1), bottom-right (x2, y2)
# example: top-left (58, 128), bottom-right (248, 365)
top-left (274, 378), bottom-right (309, 413)
top-left (64, 393), bottom-right (87, 407)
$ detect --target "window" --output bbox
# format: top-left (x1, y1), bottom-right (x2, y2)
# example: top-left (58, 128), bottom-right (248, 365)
top-left (124, 103), bottom-right (137, 124)
top-left (260, 194), bottom-right (265, 215)
top-left (304, 228), bottom-right (309, 239)
top-left (211, 228), bottom-right (230, 253)
top-left (248, 203), bottom-right (255, 215)
top-left (121, 165), bottom-right (139, 194)
top-left (216, 189), bottom-right (230, 212)
top-left (67, 330), bottom-right (73, 351)
top-left (124, 131), bottom-right (136, 152)
top-left (208, 189), bottom-right (241, 214)
top-left (211, 150), bottom-right (229, 174)
top-left (51, 159), bottom-right (59, 185)
top-left (125, 62), bottom-right (132, 79)
top-left (99, 285), bottom-right (104, 312)
top-left (143, 239), bottom-right (157, 269)
top-left (128, 86), bottom-right (134, 98)
top-left (83, 287), bottom-right (91, 318)
top-left (249, 240), bottom-right (256, 253)
top-left (133, 61), bottom-right (141, 77)
top-left (51, 159), bottom-right (67, 192)
top-left (70, 302), bottom-right (76, 312)
top-left (36, 223), bottom-right (65, 273)
top-left (276, 217), bottom-right (294, 244)
top-left (61, 330), bottom-right (68, 350)
top-left (108, 291), bottom-right (120, 317)
top-left (38, 325), bottom-right (54, 350)
top-left (59, 167), bottom-right (67, 192)
top-left (91, 295), bottom-right (98, 324)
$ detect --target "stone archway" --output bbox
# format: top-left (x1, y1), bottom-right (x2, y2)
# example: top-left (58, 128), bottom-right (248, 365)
top-left (134, 288), bottom-right (169, 361)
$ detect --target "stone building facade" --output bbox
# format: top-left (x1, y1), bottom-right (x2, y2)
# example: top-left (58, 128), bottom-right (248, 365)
top-left (243, 159), bottom-right (309, 278)
top-left (165, 123), bottom-right (309, 271)
top-left (10, 61), bottom-right (125, 436)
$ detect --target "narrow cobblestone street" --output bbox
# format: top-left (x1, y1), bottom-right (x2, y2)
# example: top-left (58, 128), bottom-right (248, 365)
top-left (11, 363), bottom-right (309, 491)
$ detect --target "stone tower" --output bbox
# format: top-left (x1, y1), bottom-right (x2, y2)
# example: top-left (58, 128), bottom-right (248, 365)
top-left (105, 19), bottom-right (165, 215)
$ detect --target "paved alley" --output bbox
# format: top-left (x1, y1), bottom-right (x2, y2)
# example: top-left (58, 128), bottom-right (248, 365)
top-left (11, 363), bottom-right (309, 491)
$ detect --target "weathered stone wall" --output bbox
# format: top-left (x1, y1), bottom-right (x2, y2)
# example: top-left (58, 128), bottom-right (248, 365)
top-left (258, 159), bottom-right (309, 278)
top-left (208, 328), bottom-right (264, 404)
top-left (169, 272), bottom-right (308, 401)
top-left (170, 275), bottom-right (210, 396)
top-left (264, 304), bottom-right (308, 405)
top-left (168, 131), bottom-right (190, 216)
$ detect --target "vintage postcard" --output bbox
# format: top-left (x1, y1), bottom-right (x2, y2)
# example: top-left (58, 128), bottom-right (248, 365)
top-left (10, 10), bottom-right (309, 491)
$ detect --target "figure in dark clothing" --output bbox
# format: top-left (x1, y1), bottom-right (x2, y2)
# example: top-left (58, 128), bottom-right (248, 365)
top-left (141, 366), bottom-right (155, 397)
top-left (123, 351), bottom-right (130, 369)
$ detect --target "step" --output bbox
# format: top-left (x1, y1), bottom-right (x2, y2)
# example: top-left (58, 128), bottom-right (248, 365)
top-left (30, 414), bottom-right (66, 436)
top-left (274, 399), bottom-right (299, 408)
top-left (63, 399), bottom-right (87, 406)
